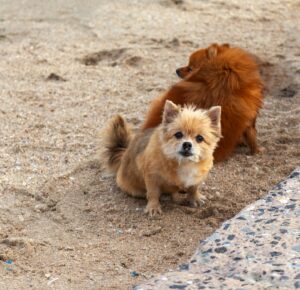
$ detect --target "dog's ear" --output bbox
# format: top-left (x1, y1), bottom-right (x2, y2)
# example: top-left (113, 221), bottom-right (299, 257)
top-left (207, 106), bottom-right (221, 128)
top-left (206, 44), bottom-right (219, 59)
top-left (163, 101), bottom-right (180, 124)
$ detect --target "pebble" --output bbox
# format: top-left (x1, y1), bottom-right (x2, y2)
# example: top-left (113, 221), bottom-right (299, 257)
top-left (34, 204), bottom-right (48, 212)
top-left (130, 271), bottom-right (139, 277)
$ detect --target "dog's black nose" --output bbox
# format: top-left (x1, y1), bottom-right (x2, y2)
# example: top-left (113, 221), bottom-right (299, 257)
top-left (176, 69), bottom-right (181, 78)
top-left (182, 142), bottom-right (192, 151)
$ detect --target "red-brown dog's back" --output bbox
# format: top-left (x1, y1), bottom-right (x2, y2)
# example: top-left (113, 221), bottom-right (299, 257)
top-left (142, 44), bottom-right (263, 162)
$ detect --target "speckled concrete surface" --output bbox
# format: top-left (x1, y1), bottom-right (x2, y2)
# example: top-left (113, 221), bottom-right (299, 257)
top-left (135, 166), bottom-right (300, 290)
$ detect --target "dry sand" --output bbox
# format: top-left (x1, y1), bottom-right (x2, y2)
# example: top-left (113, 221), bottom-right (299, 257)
top-left (0, 0), bottom-right (299, 289)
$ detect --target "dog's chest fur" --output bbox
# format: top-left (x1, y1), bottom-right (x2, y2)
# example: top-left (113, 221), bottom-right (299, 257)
top-left (177, 163), bottom-right (201, 188)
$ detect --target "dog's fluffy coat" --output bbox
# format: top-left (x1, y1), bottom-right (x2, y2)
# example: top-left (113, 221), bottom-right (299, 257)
top-left (102, 101), bottom-right (221, 215)
top-left (142, 43), bottom-right (263, 162)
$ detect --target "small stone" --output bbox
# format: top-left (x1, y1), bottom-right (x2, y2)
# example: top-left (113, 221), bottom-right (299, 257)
top-left (281, 242), bottom-right (287, 249)
top-left (237, 216), bottom-right (246, 220)
top-left (223, 223), bottom-right (230, 230)
top-left (285, 204), bottom-right (296, 210)
top-left (169, 285), bottom-right (188, 289)
top-left (215, 247), bottom-right (227, 253)
top-left (130, 271), bottom-right (139, 277)
top-left (179, 263), bottom-right (189, 271)
top-left (34, 204), bottom-right (48, 212)
top-left (116, 229), bottom-right (123, 235)
top-left (46, 73), bottom-right (66, 82)
top-left (202, 248), bottom-right (212, 254)
top-left (270, 251), bottom-right (282, 257)
top-left (265, 219), bottom-right (276, 224)
top-left (280, 228), bottom-right (288, 234)
top-left (290, 171), bottom-right (299, 178)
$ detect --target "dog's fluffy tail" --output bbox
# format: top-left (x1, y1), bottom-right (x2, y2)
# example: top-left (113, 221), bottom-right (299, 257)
top-left (189, 47), bottom-right (262, 97)
top-left (101, 115), bottom-right (132, 173)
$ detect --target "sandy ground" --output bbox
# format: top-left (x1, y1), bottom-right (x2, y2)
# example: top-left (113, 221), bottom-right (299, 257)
top-left (0, 0), bottom-right (299, 289)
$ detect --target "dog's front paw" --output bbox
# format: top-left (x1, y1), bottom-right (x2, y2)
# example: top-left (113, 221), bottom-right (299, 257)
top-left (145, 202), bottom-right (162, 216)
top-left (188, 195), bottom-right (206, 208)
top-left (255, 146), bottom-right (265, 154)
top-left (250, 145), bottom-right (265, 155)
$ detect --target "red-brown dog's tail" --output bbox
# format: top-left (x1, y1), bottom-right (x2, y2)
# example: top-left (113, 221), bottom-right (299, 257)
top-left (101, 115), bottom-right (132, 173)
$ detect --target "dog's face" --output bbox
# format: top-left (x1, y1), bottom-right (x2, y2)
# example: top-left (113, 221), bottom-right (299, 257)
top-left (176, 43), bottom-right (230, 79)
top-left (160, 101), bottom-right (221, 163)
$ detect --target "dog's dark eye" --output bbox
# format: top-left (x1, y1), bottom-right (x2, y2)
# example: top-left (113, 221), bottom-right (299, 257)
top-left (174, 132), bottom-right (183, 139)
top-left (187, 66), bottom-right (192, 72)
top-left (196, 135), bottom-right (204, 143)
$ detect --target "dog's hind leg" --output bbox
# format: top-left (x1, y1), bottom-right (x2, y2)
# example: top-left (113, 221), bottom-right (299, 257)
top-left (244, 121), bottom-right (263, 154)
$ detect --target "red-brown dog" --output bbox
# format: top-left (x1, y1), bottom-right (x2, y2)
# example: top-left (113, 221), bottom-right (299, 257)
top-left (142, 43), bottom-right (263, 162)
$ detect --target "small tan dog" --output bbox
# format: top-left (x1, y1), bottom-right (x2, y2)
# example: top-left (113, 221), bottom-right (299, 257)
top-left (102, 101), bottom-right (221, 215)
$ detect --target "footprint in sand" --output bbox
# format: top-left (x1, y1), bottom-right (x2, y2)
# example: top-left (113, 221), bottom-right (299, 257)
top-left (80, 48), bottom-right (127, 66)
